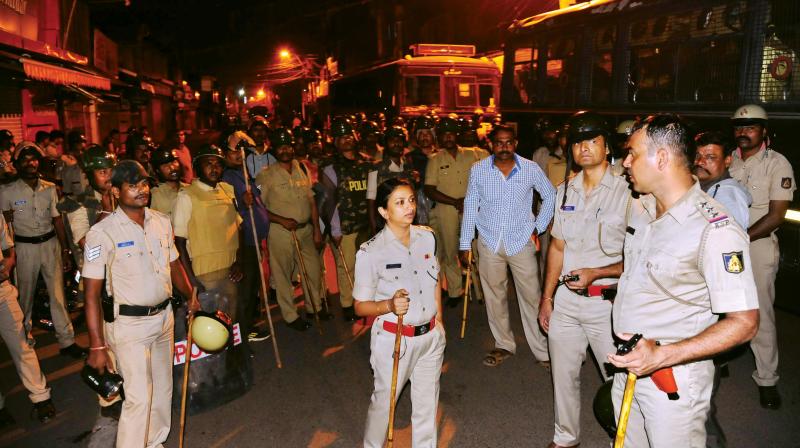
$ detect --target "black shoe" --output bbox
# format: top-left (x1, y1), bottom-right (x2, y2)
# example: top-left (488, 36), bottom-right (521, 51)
top-left (341, 306), bottom-right (357, 322)
top-left (248, 329), bottom-right (272, 342)
top-left (286, 318), bottom-right (311, 332)
top-left (99, 400), bottom-right (122, 421)
top-left (32, 399), bottom-right (56, 423)
top-left (758, 386), bottom-right (781, 410)
top-left (0, 407), bottom-right (15, 429)
top-left (268, 288), bottom-right (278, 304)
top-left (59, 343), bottom-right (88, 359)
top-left (308, 310), bottom-right (334, 321)
top-left (446, 296), bottom-right (462, 308)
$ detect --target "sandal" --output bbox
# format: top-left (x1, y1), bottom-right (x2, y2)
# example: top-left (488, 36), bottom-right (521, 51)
top-left (482, 348), bottom-right (513, 367)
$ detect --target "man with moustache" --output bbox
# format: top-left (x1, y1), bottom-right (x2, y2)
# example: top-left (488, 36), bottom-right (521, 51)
top-left (728, 105), bottom-right (794, 409)
top-left (367, 125), bottom-right (419, 235)
top-left (223, 131), bottom-right (272, 341)
top-left (257, 128), bottom-right (329, 330)
top-left (692, 131), bottom-right (751, 229)
top-left (245, 119), bottom-right (278, 178)
top-left (0, 142), bottom-right (85, 357)
top-left (126, 134), bottom-right (156, 178)
top-left (425, 117), bottom-right (487, 308)
top-left (83, 160), bottom-right (196, 448)
top-left (149, 147), bottom-right (188, 218)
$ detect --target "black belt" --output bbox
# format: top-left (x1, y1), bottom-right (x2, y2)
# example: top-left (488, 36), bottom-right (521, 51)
top-left (15, 230), bottom-right (56, 244)
top-left (118, 298), bottom-right (172, 317)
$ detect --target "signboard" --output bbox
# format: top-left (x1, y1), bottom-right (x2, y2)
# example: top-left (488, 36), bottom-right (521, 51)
top-left (93, 29), bottom-right (118, 76)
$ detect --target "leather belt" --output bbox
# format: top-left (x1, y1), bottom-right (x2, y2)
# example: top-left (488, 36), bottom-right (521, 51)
top-left (14, 230), bottom-right (56, 244)
top-left (382, 317), bottom-right (436, 337)
top-left (118, 298), bottom-right (171, 317)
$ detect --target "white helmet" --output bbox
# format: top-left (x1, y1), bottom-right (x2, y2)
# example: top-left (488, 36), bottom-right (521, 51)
top-left (616, 120), bottom-right (636, 136)
top-left (226, 130), bottom-right (256, 152)
top-left (731, 104), bottom-right (768, 124)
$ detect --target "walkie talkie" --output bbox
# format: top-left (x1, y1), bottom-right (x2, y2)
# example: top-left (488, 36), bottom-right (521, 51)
top-left (615, 333), bottom-right (643, 356)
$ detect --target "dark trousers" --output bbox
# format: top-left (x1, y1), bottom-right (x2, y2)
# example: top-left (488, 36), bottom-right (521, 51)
top-left (236, 243), bottom-right (262, 338)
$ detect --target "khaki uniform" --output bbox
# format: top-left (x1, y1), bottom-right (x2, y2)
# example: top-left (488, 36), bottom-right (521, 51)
top-left (0, 179), bottom-right (74, 348)
top-left (83, 208), bottom-right (178, 448)
top-left (61, 162), bottom-right (89, 197)
top-left (548, 168), bottom-right (629, 447)
top-left (256, 161), bottom-right (323, 322)
top-left (729, 145), bottom-right (795, 387)
top-left (149, 182), bottom-right (187, 218)
top-left (354, 225), bottom-right (445, 448)
top-left (612, 183), bottom-right (759, 447)
top-left (0, 214), bottom-right (51, 409)
top-left (424, 146), bottom-right (487, 297)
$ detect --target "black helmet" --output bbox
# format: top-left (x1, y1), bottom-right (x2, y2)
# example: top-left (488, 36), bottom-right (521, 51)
top-left (330, 117), bottom-right (355, 138)
top-left (150, 146), bottom-right (178, 168)
top-left (593, 380), bottom-right (616, 438)
top-left (67, 130), bottom-right (87, 145)
top-left (384, 125), bottom-right (407, 143)
top-left (358, 121), bottom-right (381, 138)
top-left (0, 129), bottom-right (13, 144)
top-left (13, 141), bottom-right (44, 162)
top-left (303, 128), bottom-right (322, 144)
top-left (82, 144), bottom-right (116, 171)
top-left (126, 134), bottom-right (151, 153)
top-left (566, 111), bottom-right (609, 145)
top-left (269, 127), bottom-right (294, 148)
top-left (192, 144), bottom-right (224, 165)
top-left (413, 115), bottom-right (435, 132)
top-left (436, 117), bottom-right (460, 134)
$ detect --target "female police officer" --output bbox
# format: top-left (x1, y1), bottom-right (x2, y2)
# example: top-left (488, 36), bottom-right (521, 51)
top-left (354, 178), bottom-right (446, 448)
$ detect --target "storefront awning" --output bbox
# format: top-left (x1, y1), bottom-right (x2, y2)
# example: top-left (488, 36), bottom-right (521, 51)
top-left (21, 58), bottom-right (111, 91)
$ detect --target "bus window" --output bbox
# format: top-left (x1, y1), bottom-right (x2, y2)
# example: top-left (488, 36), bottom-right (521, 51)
top-left (592, 24), bottom-right (616, 104)
top-left (677, 36), bottom-right (740, 102)
top-left (630, 46), bottom-right (675, 103)
top-left (544, 37), bottom-right (578, 105)
top-left (405, 76), bottom-right (441, 107)
top-left (449, 77), bottom-right (477, 108)
top-left (479, 84), bottom-right (495, 108)
top-left (512, 46), bottom-right (537, 105)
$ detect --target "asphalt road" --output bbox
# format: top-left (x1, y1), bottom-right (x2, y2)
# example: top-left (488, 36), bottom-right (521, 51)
top-left (0, 267), bottom-right (798, 447)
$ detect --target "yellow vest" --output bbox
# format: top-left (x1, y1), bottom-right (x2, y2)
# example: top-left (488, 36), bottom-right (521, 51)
top-left (184, 182), bottom-right (239, 276)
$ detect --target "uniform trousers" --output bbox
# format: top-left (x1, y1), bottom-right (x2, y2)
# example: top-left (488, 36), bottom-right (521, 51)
top-left (429, 204), bottom-right (462, 297)
top-left (236, 243), bottom-right (262, 337)
top-left (364, 319), bottom-right (446, 448)
top-left (268, 225), bottom-right (323, 322)
top-left (16, 238), bottom-right (74, 347)
top-left (749, 236), bottom-right (780, 386)
top-left (105, 305), bottom-right (174, 448)
top-left (333, 232), bottom-right (359, 308)
top-left (477, 239), bottom-right (548, 360)
top-left (549, 289), bottom-right (615, 446)
top-left (0, 287), bottom-right (50, 408)
top-left (612, 358), bottom-right (714, 448)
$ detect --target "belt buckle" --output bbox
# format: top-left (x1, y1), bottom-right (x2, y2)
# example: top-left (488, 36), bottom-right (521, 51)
top-left (416, 323), bottom-right (430, 336)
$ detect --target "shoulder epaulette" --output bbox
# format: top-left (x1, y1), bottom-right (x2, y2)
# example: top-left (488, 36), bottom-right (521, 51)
top-left (697, 201), bottom-right (729, 227)
top-left (359, 233), bottom-right (380, 252)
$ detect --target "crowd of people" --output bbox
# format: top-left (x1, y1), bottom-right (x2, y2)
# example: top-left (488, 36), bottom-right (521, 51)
top-left (0, 102), bottom-right (791, 447)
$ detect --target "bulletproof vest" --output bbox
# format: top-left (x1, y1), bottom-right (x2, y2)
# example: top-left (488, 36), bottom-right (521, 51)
top-left (333, 156), bottom-right (371, 234)
top-left (184, 181), bottom-right (240, 276)
top-left (57, 186), bottom-right (103, 226)
top-left (376, 156), bottom-right (417, 188)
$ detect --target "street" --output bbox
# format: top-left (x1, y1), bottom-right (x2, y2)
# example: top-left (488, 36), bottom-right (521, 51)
top-left (0, 253), bottom-right (798, 448)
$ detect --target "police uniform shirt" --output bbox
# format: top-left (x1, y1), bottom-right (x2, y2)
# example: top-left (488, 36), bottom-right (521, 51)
top-left (353, 225), bottom-right (439, 326)
top-left (613, 183), bottom-right (759, 343)
top-left (256, 160), bottom-right (313, 224)
top-left (424, 146), bottom-right (487, 199)
top-left (551, 167), bottom-right (630, 281)
top-left (705, 177), bottom-right (752, 230)
top-left (150, 182), bottom-right (188, 218)
top-left (82, 208), bottom-right (178, 307)
top-left (729, 144), bottom-right (795, 226)
top-left (0, 178), bottom-right (59, 237)
top-left (0, 214), bottom-right (16, 298)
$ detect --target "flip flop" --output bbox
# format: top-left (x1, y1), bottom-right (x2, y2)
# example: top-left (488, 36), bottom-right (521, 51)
top-left (482, 348), bottom-right (513, 367)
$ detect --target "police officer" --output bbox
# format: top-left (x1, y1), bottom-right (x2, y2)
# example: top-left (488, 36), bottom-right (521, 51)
top-left (61, 131), bottom-right (90, 197)
top-left (173, 144), bottom-right (243, 302)
top-left (354, 178), bottom-right (445, 448)
top-left (149, 146), bottom-right (188, 217)
top-left (125, 133), bottom-right (156, 178)
top-left (611, 119), bottom-right (636, 176)
top-left (692, 131), bottom-right (751, 229)
top-left (608, 115), bottom-right (760, 447)
top-left (0, 142), bottom-right (85, 357)
top-left (367, 125), bottom-right (418, 235)
top-left (424, 117), bottom-right (487, 307)
top-left (0, 212), bottom-right (56, 426)
top-left (728, 104), bottom-right (794, 409)
top-left (320, 117), bottom-right (373, 321)
top-left (537, 112), bottom-right (628, 448)
top-left (83, 160), bottom-right (196, 448)
top-left (358, 121), bottom-right (383, 162)
top-left (245, 119), bottom-right (277, 178)
top-left (531, 121), bottom-right (566, 183)
top-left (256, 128), bottom-right (329, 330)
top-left (407, 115), bottom-right (437, 225)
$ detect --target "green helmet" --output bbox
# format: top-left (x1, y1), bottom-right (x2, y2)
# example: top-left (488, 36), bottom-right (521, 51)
top-left (566, 111), bottom-right (609, 144)
top-left (413, 115), bottom-right (435, 131)
top-left (330, 117), bottom-right (355, 138)
top-left (593, 380), bottom-right (617, 438)
top-left (269, 127), bottom-right (295, 148)
top-left (82, 144), bottom-right (116, 171)
top-left (436, 117), bottom-right (460, 134)
top-left (191, 310), bottom-right (232, 353)
top-left (384, 125), bottom-right (407, 143)
top-left (358, 121), bottom-right (381, 138)
top-left (192, 144), bottom-right (224, 165)
top-left (150, 146), bottom-right (178, 168)
top-left (303, 128), bottom-right (322, 144)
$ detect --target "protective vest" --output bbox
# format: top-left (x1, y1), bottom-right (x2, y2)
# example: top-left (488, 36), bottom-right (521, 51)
top-left (376, 156), bottom-right (417, 188)
top-left (57, 186), bottom-right (103, 225)
top-left (184, 182), bottom-right (239, 276)
top-left (334, 156), bottom-right (371, 234)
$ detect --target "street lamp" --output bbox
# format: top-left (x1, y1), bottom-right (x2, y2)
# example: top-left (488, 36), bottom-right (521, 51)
top-left (238, 88), bottom-right (245, 97)
top-left (279, 49), bottom-right (291, 60)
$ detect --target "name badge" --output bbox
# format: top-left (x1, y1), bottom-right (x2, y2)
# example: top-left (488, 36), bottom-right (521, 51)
top-left (117, 241), bottom-right (134, 248)
top-left (13, 200), bottom-right (26, 206)
top-left (561, 205), bottom-right (575, 212)
top-left (386, 263), bottom-right (402, 269)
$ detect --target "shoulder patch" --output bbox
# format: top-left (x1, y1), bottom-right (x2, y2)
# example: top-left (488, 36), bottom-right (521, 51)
top-left (722, 251), bottom-right (745, 274)
top-left (781, 177), bottom-right (792, 189)
top-left (697, 201), bottom-right (729, 226)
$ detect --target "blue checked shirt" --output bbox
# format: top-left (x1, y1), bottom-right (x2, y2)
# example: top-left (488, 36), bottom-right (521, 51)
top-left (459, 154), bottom-right (556, 256)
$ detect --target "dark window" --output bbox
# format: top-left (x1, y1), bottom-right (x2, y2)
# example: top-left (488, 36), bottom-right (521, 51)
top-left (479, 84), bottom-right (495, 107)
top-left (404, 76), bottom-right (441, 107)
top-left (676, 37), bottom-right (740, 102)
top-left (543, 37), bottom-right (578, 105)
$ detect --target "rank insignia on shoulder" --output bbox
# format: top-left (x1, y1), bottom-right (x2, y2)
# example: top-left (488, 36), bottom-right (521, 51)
top-left (722, 251), bottom-right (745, 274)
top-left (781, 177), bottom-right (792, 189)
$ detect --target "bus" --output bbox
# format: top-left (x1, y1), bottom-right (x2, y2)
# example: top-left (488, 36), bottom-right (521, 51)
top-left (500, 0), bottom-right (800, 312)
top-left (323, 44), bottom-right (501, 120)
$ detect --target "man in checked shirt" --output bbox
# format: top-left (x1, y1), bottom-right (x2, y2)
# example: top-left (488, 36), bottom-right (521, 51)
top-left (459, 124), bottom-right (556, 368)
